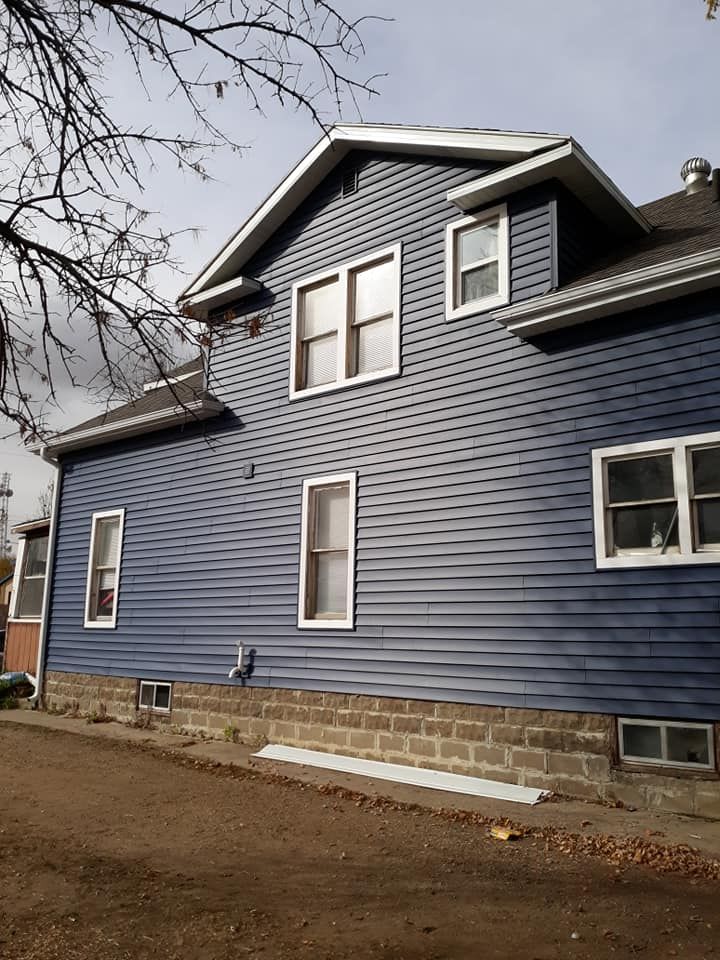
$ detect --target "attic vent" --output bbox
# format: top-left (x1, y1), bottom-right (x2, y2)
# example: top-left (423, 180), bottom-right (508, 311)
top-left (341, 168), bottom-right (359, 198)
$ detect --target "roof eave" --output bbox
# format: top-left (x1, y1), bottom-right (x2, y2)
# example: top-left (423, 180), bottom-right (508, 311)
top-left (178, 275), bottom-right (262, 318)
top-left (447, 140), bottom-right (651, 238)
top-left (31, 398), bottom-right (225, 457)
top-left (492, 246), bottom-right (720, 338)
top-left (180, 124), bottom-right (569, 300)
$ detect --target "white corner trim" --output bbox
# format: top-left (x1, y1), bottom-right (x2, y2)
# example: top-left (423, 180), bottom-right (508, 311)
top-left (447, 141), bottom-right (650, 237)
top-left (445, 205), bottom-right (509, 321)
top-left (591, 430), bottom-right (720, 570)
top-left (33, 398), bottom-right (225, 456)
top-left (180, 125), bottom-right (568, 300)
top-left (83, 508), bottom-right (125, 630)
top-left (494, 245), bottom-right (720, 338)
top-left (289, 243), bottom-right (402, 401)
top-left (297, 472), bottom-right (357, 630)
top-left (177, 275), bottom-right (261, 318)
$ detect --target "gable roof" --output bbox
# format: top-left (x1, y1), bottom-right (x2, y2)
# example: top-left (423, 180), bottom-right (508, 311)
top-left (179, 123), bottom-right (569, 305)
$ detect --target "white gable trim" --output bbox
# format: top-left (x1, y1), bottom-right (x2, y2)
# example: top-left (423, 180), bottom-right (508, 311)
top-left (179, 124), bottom-right (568, 302)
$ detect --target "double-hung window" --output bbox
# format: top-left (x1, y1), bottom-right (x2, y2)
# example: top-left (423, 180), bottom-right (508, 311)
top-left (445, 203), bottom-right (509, 321)
top-left (298, 474), bottom-right (357, 629)
top-left (13, 535), bottom-right (48, 620)
top-left (592, 431), bottom-right (720, 567)
top-left (290, 245), bottom-right (401, 399)
top-left (84, 509), bottom-right (125, 628)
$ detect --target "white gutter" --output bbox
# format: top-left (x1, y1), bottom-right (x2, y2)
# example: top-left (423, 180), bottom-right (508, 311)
top-left (492, 245), bottom-right (720, 338)
top-left (28, 448), bottom-right (62, 707)
top-left (31, 397), bottom-right (224, 456)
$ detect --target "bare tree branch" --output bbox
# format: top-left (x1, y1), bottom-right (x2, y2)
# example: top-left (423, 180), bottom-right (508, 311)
top-left (0, 0), bottom-right (383, 437)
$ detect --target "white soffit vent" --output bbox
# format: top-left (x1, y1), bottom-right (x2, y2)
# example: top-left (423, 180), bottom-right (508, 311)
top-left (254, 744), bottom-right (548, 805)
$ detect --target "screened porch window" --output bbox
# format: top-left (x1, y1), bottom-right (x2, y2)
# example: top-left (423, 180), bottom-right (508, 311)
top-left (84, 509), bottom-right (125, 628)
top-left (298, 474), bottom-right (356, 629)
top-left (15, 535), bottom-right (48, 619)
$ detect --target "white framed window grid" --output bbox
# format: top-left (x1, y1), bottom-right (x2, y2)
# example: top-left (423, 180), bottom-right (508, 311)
top-left (289, 245), bottom-right (401, 400)
top-left (298, 473), bottom-right (357, 630)
top-left (445, 203), bottom-right (509, 321)
top-left (84, 508), bottom-right (125, 628)
top-left (592, 431), bottom-right (720, 568)
top-left (138, 680), bottom-right (172, 713)
top-left (9, 534), bottom-right (49, 622)
top-left (619, 717), bottom-right (715, 771)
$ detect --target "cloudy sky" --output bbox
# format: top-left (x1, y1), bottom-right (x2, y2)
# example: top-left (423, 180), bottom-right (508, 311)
top-left (1, 0), bottom-right (718, 538)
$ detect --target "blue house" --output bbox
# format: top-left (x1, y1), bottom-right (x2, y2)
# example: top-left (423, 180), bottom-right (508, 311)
top-left (35, 126), bottom-right (720, 815)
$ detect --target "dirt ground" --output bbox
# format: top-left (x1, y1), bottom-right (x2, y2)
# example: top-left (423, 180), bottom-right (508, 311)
top-left (1, 722), bottom-right (719, 960)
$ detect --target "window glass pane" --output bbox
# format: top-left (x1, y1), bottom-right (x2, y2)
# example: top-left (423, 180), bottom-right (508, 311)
top-left (24, 536), bottom-right (48, 578)
top-left (154, 685), bottom-right (171, 710)
top-left (607, 454), bottom-right (674, 503)
top-left (94, 568), bottom-right (116, 618)
top-left (666, 726), bottom-right (710, 765)
top-left (95, 518), bottom-right (120, 567)
top-left (314, 551), bottom-right (348, 616)
top-left (695, 498), bottom-right (720, 549)
top-left (353, 259), bottom-right (394, 323)
top-left (461, 262), bottom-right (499, 304)
top-left (139, 684), bottom-right (154, 707)
top-left (691, 446), bottom-right (720, 496)
top-left (355, 315), bottom-right (393, 375)
top-left (17, 578), bottom-right (44, 618)
top-left (314, 486), bottom-right (349, 550)
top-left (611, 503), bottom-right (679, 555)
top-left (301, 278), bottom-right (340, 338)
top-left (459, 221), bottom-right (498, 266)
top-left (622, 724), bottom-right (662, 760)
top-left (304, 334), bottom-right (337, 388)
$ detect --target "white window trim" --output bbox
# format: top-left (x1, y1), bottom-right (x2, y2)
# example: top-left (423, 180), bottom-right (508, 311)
top-left (83, 508), bottom-right (126, 629)
top-left (297, 472), bottom-right (357, 630)
top-left (592, 430), bottom-right (720, 568)
top-left (138, 680), bottom-right (172, 713)
top-left (8, 535), bottom-right (47, 623)
top-left (619, 717), bottom-right (715, 771)
top-left (445, 203), bottom-right (509, 322)
top-left (289, 244), bottom-right (401, 401)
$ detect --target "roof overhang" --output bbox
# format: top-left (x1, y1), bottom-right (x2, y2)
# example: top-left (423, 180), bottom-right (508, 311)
top-left (179, 124), bottom-right (568, 303)
top-left (447, 141), bottom-right (651, 238)
top-left (180, 275), bottom-right (262, 320)
top-left (11, 517), bottom-right (50, 536)
top-left (31, 397), bottom-right (225, 457)
top-left (492, 246), bottom-right (720, 338)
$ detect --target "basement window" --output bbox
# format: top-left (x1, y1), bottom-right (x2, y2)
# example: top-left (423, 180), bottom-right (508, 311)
top-left (138, 680), bottom-right (172, 713)
top-left (592, 431), bottom-right (720, 568)
top-left (619, 718), bottom-right (714, 770)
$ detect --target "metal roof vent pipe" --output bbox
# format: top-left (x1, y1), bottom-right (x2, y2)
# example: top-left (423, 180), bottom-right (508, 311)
top-left (681, 157), bottom-right (712, 194)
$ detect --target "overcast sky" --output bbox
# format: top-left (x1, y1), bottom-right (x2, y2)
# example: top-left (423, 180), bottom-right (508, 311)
top-left (1, 0), bottom-right (719, 540)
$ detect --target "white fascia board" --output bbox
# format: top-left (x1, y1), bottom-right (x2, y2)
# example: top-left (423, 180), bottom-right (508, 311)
top-left (178, 275), bottom-right (262, 318)
top-left (447, 141), bottom-right (650, 237)
top-left (492, 246), bottom-right (720, 338)
top-left (180, 125), bottom-right (568, 300)
top-left (32, 398), bottom-right (225, 456)
top-left (143, 369), bottom-right (198, 393)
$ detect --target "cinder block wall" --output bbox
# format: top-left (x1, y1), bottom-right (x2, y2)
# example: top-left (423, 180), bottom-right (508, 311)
top-left (44, 671), bottom-right (720, 819)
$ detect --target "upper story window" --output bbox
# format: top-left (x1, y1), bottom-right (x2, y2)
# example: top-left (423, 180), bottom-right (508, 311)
top-left (445, 203), bottom-right (509, 321)
top-left (12, 535), bottom-right (48, 620)
top-left (592, 431), bottom-right (720, 568)
top-left (84, 509), bottom-right (125, 628)
top-left (289, 245), bottom-right (401, 399)
top-left (298, 473), bottom-right (357, 629)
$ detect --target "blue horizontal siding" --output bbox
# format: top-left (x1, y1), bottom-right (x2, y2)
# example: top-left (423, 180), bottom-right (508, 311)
top-left (44, 148), bottom-right (720, 721)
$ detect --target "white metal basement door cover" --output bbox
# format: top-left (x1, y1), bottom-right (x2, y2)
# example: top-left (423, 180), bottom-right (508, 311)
top-left (253, 745), bottom-right (548, 805)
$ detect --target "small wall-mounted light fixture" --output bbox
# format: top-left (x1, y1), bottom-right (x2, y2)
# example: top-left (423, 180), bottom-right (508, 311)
top-left (228, 643), bottom-right (255, 680)
top-left (243, 462), bottom-right (255, 479)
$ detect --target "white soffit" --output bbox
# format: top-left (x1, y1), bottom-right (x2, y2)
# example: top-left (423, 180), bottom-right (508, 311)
top-left (180, 124), bottom-right (568, 300)
top-left (254, 744), bottom-right (549, 805)
top-left (180, 275), bottom-right (261, 319)
top-left (447, 141), bottom-right (650, 238)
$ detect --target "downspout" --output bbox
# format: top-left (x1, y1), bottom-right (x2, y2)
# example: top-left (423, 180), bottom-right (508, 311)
top-left (28, 447), bottom-right (62, 707)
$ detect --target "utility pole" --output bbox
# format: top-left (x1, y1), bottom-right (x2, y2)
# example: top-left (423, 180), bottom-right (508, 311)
top-left (0, 473), bottom-right (13, 559)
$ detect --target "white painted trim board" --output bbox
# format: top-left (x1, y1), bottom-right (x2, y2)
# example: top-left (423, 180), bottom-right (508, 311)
top-left (254, 744), bottom-right (548, 805)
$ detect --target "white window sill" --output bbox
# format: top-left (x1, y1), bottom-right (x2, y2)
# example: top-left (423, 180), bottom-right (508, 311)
top-left (289, 365), bottom-right (399, 402)
top-left (7, 617), bottom-right (42, 624)
top-left (446, 291), bottom-right (509, 323)
top-left (596, 552), bottom-right (720, 569)
top-left (83, 619), bottom-right (118, 629)
top-left (297, 617), bottom-right (355, 630)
